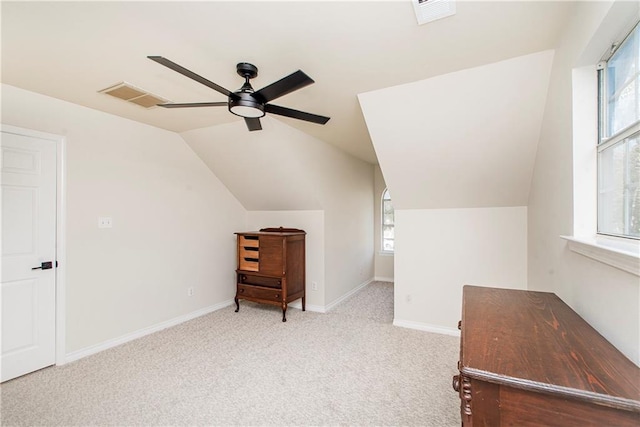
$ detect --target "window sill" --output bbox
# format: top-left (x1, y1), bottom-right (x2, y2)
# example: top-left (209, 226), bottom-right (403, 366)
top-left (378, 251), bottom-right (394, 257)
top-left (561, 235), bottom-right (639, 277)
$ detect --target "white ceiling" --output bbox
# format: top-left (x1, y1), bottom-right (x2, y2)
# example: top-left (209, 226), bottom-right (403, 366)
top-left (1, 1), bottom-right (573, 164)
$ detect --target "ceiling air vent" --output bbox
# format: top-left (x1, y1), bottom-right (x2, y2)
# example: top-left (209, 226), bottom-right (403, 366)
top-left (412, 0), bottom-right (456, 25)
top-left (98, 82), bottom-right (167, 109)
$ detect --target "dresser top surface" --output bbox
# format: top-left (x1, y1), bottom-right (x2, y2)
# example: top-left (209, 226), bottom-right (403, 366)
top-left (236, 231), bottom-right (306, 237)
top-left (461, 285), bottom-right (640, 411)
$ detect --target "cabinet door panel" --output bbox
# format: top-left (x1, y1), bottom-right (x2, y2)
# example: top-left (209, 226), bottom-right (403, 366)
top-left (258, 235), bottom-right (284, 276)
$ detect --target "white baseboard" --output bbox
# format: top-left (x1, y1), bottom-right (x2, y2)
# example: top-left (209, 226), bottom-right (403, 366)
top-left (393, 318), bottom-right (460, 337)
top-left (288, 301), bottom-right (326, 313)
top-left (289, 278), bottom-right (376, 313)
top-left (374, 276), bottom-right (394, 283)
top-left (63, 299), bottom-right (235, 364)
top-left (325, 278), bottom-right (373, 312)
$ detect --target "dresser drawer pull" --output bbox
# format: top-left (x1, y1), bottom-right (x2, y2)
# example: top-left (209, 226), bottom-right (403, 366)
top-left (452, 375), bottom-right (460, 392)
top-left (244, 257), bottom-right (259, 262)
top-left (274, 294), bottom-right (280, 298)
top-left (458, 320), bottom-right (462, 330)
top-left (239, 288), bottom-right (245, 293)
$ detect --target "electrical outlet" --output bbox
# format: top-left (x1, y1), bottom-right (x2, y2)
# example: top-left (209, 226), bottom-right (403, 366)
top-left (187, 287), bottom-right (194, 297)
top-left (312, 281), bottom-right (318, 291)
top-left (98, 217), bottom-right (113, 228)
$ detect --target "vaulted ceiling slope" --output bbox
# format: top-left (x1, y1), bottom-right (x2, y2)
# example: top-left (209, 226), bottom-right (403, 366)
top-left (180, 117), bottom-right (373, 212)
top-left (359, 50), bottom-right (555, 210)
top-left (1, 1), bottom-right (572, 164)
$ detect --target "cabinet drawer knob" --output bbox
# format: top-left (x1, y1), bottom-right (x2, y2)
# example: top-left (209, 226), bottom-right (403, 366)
top-left (452, 375), bottom-right (460, 392)
top-left (274, 294), bottom-right (280, 298)
top-left (239, 289), bottom-right (245, 293)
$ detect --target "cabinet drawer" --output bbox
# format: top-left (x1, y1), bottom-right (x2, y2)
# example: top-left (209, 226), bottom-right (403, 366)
top-left (237, 284), bottom-right (282, 302)
top-left (240, 246), bottom-right (259, 260)
top-left (239, 274), bottom-right (281, 289)
top-left (239, 257), bottom-right (259, 272)
top-left (239, 235), bottom-right (259, 248)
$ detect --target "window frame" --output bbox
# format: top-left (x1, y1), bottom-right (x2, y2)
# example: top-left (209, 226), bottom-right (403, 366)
top-left (596, 21), bottom-right (640, 241)
top-left (564, 11), bottom-right (639, 276)
top-left (381, 188), bottom-right (394, 253)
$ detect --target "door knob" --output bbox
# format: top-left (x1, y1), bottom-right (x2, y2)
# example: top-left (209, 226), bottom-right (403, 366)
top-left (32, 261), bottom-right (54, 270)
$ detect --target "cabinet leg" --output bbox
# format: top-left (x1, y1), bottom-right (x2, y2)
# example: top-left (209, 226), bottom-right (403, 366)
top-left (302, 296), bottom-right (306, 312)
top-left (234, 296), bottom-right (239, 313)
top-left (282, 302), bottom-right (287, 322)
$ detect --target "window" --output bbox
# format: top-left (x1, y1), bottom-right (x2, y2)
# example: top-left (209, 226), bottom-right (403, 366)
top-left (382, 188), bottom-right (394, 252)
top-left (597, 22), bottom-right (640, 240)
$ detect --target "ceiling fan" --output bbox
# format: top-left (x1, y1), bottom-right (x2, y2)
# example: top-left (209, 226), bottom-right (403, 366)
top-left (148, 56), bottom-right (330, 131)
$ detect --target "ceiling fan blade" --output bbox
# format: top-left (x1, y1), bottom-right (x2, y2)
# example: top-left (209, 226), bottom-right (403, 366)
top-left (265, 104), bottom-right (330, 125)
top-left (158, 102), bottom-right (228, 108)
top-left (244, 117), bottom-right (262, 131)
top-left (148, 56), bottom-right (232, 97)
top-left (253, 70), bottom-right (314, 103)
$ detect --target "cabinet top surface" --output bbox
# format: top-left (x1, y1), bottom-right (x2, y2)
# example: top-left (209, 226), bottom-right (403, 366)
top-left (461, 285), bottom-right (640, 411)
top-left (236, 231), bottom-right (306, 236)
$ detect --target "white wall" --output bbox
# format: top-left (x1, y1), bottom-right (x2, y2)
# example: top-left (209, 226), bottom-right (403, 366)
top-left (359, 51), bottom-right (546, 333)
top-left (2, 84), bottom-right (247, 355)
top-left (181, 117), bottom-right (374, 311)
top-left (374, 165), bottom-right (394, 282)
top-left (321, 149), bottom-right (374, 306)
top-left (394, 207), bottom-right (527, 334)
top-left (528, 0), bottom-right (640, 365)
top-left (246, 210), bottom-right (325, 309)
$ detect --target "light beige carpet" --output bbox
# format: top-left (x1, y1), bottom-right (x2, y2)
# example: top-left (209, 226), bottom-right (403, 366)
top-left (0, 281), bottom-right (461, 426)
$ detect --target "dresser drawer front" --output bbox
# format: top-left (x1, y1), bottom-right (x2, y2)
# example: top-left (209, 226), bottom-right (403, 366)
top-left (239, 235), bottom-right (260, 248)
top-left (240, 247), bottom-right (259, 260)
top-left (237, 284), bottom-right (282, 302)
top-left (239, 258), bottom-right (259, 272)
top-left (239, 274), bottom-right (281, 289)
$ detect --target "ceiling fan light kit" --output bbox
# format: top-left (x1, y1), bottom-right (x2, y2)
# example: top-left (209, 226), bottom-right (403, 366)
top-left (147, 56), bottom-right (330, 131)
top-left (229, 93), bottom-right (265, 119)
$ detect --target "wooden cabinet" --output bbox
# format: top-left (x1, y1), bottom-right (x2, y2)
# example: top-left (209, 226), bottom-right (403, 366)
top-left (234, 228), bottom-right (305, 322)
top-left (454, 285), bottom-right (640, 426)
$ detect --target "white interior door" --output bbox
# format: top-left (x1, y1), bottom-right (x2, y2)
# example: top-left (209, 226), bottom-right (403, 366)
top-left (1, 130), bottom-right (57, 382)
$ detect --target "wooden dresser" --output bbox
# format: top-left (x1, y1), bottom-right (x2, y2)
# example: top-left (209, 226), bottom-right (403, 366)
top-left (454, 285), bottom-right (640, 426)
top-left (234, 228), bottom-right (305, 322)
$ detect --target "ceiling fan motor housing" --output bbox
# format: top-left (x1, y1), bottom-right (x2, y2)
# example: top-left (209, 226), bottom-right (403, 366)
top-left (229, 91), bottom-right (265, 118)
top-left (228, 62), bottom-right (265, 118)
